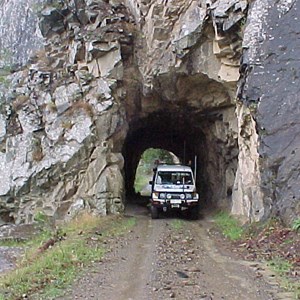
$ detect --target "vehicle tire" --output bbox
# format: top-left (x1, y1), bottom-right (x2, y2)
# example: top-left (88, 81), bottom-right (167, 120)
top-left (189, 207), bottom-right (199, 220)
top-left (151, 205), bottom-right (159, 219)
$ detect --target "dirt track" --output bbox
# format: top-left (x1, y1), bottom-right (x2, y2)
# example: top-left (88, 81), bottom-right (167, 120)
top-left (57, 204), bottom-right (284, 300)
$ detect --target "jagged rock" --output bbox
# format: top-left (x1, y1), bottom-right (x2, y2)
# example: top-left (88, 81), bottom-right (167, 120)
top-left (172, 1), bottom-right (207, 58)
top-left (53, 83), bottom-right (82, 115)
top-left (0, 0), bottom-right (44, 66)
top-left (39, 7), bottom-right (66, 38)
top-left (0, 115), bottom-right (6, 143)
top-left (87, 41), bottom-right (119, 59)
top-left (66, 198), bottom-right (87, 218)
top-left (238, 0), bottom-right (300, 224)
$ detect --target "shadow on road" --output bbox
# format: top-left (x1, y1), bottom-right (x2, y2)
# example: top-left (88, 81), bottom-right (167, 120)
top-left (125, 194), bottom-right (208, 221)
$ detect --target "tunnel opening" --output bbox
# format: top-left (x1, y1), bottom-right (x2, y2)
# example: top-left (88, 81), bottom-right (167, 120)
top-left (133, 148), bottom-right (180, 197)
top-left (122, 104), bottom-right (238, 211)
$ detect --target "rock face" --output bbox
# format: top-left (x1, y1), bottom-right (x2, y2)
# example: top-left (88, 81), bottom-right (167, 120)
top-left (0, 0), bottom-right (44, 67)
top-left (0, 0), bottom-right (298, 225)
top-left (237, 0), bottom-right (300, 224)
top-left (0, 0), bottom-right (129, 223)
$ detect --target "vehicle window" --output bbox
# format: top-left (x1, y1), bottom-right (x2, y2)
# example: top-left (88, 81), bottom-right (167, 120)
top-left (156, 172), bottom-right (193, 184)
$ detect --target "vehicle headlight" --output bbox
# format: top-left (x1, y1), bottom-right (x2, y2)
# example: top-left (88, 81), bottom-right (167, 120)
top-left (160, 193), bottom-right (166, 199)
top-left (152, 192), bottom-right (159, 199)
top-left (186, 193), bottom-right (192, 200)
top-left (193, 192), bottom-right (199, 200)
top-left (166, 194), bottom-right (172, 199)
top-left (180, 194), bottom-right (185, 200)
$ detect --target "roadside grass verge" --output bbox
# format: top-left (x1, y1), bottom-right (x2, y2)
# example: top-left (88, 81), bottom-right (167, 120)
top-left (268, 258), bottom-right (300, 299)
top-left (0, 214), bottom-right (136, 300)
top-left (213, 211), bottom-right (244, 240)
top-left (268, 257), bottom-right (293, 277)
top-left (0, 238), bottom-right (30, 247)
top-left (213, 211), bottom-right (300, 299)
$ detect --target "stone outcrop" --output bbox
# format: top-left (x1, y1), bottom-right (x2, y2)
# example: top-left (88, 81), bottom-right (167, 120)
top-left (0, 0), bottom-right (299, 225)
top-left (0, 0), bottom-right (131, 223)
top-left (0, 0), bottom-right (44, 68)
top-left (237, 0), bottom-right (299, 224)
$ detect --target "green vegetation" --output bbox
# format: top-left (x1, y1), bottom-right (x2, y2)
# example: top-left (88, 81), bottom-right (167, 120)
top-left (134, 148), bottom-right (177, 194)
top-left (0, 214), bottom-right (136, 300)
top-left (170, 219), bottom-right (185, 230)
top-left (268, 257), bottom-right (292, 276)
top-left (141, 148), bottom-right (175, 166)
top-left (134, 174), bottom-right (151, 195)
top-left (214, 212), bottom-right (299, 299)
top-left (292, 218), bottom-right (300, 231)
top-left (268, 258), bottom-right (300, 299)
top-left (213, 211), bottom-right (244, 240)
top-left (0, 238), bottom-right (27, 247)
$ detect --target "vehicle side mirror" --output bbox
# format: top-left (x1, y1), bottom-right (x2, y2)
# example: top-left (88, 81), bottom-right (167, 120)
top-left (149, 181), bottom-right (153, 185)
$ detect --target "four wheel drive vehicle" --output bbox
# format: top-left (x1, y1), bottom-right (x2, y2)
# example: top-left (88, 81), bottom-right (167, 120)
top-left (149, 164), bottom-right (199, 219)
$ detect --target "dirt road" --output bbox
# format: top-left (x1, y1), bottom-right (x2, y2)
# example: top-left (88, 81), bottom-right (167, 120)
top-left (57, 204), bottom-right (285, 300)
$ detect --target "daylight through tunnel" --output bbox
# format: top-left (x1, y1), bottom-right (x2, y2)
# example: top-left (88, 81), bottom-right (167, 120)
top-left (122, 77), bottom-right (239, 210)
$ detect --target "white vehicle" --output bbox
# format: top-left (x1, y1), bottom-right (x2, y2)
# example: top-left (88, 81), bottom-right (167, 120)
top-left (150, 164), bottom-right (199, 219)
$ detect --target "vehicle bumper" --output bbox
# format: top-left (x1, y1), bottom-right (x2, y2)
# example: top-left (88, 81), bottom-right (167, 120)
top-left (151, 199), bottom-right (199, 210)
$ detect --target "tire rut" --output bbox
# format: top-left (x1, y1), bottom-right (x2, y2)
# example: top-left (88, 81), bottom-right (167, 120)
top-left (57, 206), bottom-right (282, 300)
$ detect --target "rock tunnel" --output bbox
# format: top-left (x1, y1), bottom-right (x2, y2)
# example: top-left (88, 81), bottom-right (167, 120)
top-left (122, 73), bottom-right (239, 209)
top-left (2, 0), bottom-right (298, 224)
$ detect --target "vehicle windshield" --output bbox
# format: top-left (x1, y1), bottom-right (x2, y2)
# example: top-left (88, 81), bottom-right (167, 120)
top-left (156, 171), bottom-right (193, 185)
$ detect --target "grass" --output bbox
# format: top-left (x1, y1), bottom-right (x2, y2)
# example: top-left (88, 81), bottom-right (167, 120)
top-left (213, 211), bottom-right (244, 240)
top-left (292, 218), bottom-right (300, 231)
top-left (170, 219), bottom-right (185, 230)
top-left (268, 257), bottom-right (292, 276)
top-left (0, 238), bottom-right (29, 247)
top-left (0, 213), bottom-right (136, 300)
top-left (268, 258), bottom-right (300, 299)
top-left (213, 211), bottom-right (300, 298)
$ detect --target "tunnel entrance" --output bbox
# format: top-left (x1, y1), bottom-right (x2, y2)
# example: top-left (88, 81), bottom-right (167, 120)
top-left (122, 104), bottom-right (238, 210)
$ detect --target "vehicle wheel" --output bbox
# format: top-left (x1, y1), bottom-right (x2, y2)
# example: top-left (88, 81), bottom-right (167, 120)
top-left (189, 207), bottom-right (199, 220)
top-left (151, 205), bottom-right (159, 219)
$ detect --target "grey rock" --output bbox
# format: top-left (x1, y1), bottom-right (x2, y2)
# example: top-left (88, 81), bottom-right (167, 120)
top-left (39, 7), bottom-right (66, 37)
top-left (0, 0), bottom-right (44, 67)
top-left (237, 0), bottom-right (300, 223)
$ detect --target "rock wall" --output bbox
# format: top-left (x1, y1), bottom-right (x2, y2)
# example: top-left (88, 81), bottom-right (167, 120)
top-left (0, 0), bottom-right (44, 67)
top-left (0, 0), bottom-right (132, 223)
top-left (237, 0), bottom-right (300, 223)
top-left (0, 0), bottom-right (299, 225)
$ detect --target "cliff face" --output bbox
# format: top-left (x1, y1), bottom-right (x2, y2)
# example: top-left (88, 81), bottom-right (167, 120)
top-left (0, 0), bottom-right (44, 67)
top-left (0, 0), bottom-right (298, 225)
top-left (238, 0), bottom-right (299, 223)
